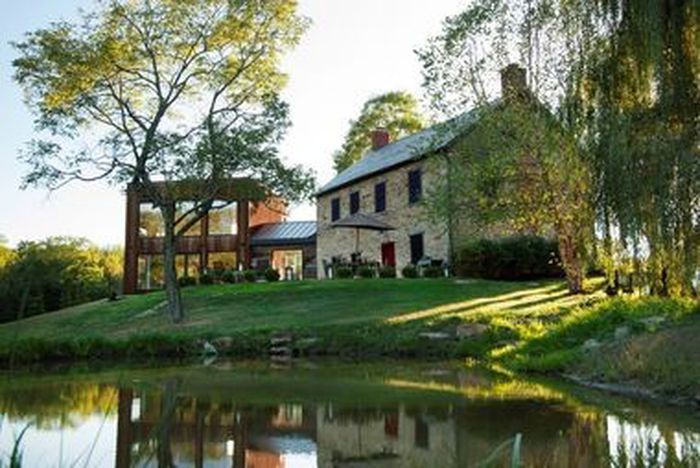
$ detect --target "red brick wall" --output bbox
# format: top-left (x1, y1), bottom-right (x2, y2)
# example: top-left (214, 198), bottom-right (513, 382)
top-left (250, 198), bottom-right (287, 227)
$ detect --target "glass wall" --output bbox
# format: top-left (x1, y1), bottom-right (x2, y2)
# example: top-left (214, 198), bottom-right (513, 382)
top-left (209, 201), bottom-right (237, 235)
top-left (175, 201), bottom-right (202, 236)
top-left (176, 254), bottom-right (201, 278)
top-left (137, 255), bottom-right (164, 290)
top-left (139, 201), bottom-right (237, 237)
top-left (271, 250), bottom-right (303, 280)
top-left (139, 204), bottom-right (164, 237)
top-left (208, 252), bottom-right (237, 272)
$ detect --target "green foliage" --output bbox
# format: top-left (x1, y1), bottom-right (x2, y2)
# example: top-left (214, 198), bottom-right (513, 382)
top-left (0, 237), bottom-right (122, 323)
top-left (570, 1), bottom-right (700, 295)
top-left (457, 236), bottom-right (563, 280)
top-left (378, 266), bottom-right (397, 278)
top-left (178, 276), bottom-right (197, 288)
top-left (401, 265), bottom-right (418, 278)
top-left (0, 242), bottom-right (14, 272)
top-left (243, 270), bottom-right (258, 283)
top-left (198, 273), bottom-right (214, 285)
top-left (334, 267), bottom-right (353, 279)
top-left (221, 270), bottom-right (239, 284)
top-left (264, 268), bottom-right (280, 282)
top-left (333, 91), bottom-right (426, 172)
top-left (357, 266), bottom-right (375, 279)
top-left (422, 265), bottom-right (443, 278)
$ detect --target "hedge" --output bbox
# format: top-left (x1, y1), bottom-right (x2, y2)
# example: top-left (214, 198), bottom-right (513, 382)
top-left (456, 235), bottom-right (563, 280)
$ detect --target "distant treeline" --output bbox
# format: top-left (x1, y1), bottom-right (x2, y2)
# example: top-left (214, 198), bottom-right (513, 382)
top-left (0, 237), bottom-right (122, 323)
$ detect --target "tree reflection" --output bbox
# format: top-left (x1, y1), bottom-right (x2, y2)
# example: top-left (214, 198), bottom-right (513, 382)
top-left (1, 368), bottom-right (699, 467)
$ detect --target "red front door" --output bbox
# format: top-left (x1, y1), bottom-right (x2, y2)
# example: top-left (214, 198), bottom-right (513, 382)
top-left (381, 242), bottom-right (396, 266)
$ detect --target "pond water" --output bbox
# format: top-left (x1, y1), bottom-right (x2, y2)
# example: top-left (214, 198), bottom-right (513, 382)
top-left (0, 360), bottom-right (698, 467)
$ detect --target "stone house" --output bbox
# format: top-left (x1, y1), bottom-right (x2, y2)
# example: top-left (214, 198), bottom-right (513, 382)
top-left (315, 64), bottom-right (530, 277)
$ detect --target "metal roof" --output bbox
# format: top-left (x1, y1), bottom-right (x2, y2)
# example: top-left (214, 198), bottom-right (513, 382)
top-left (316, 103), bottom-right (496, 196)
top-left (251, 221), bottom-right (317, 246)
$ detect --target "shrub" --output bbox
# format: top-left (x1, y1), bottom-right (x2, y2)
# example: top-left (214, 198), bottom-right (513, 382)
top-left (178, 276), bottom-right (197, 287)
top-left (335, 266), bottom-right (353, 279)
top-left (199, 273), bottom-right (214, 285)
top-left (423, 265), bottom-right (443, 278)
top-left (264, 268), bottom-right (280, 282)
top-left (456, 235), bottom-right (563, 280)
top-left (243, 270), bottom-right (258, 282)
top-left (402, 264), bottom-right (418, 278)
top-left (378, 266), bottom-right (396, 278)
top-left (221, 270), bottom-right (238, 284)
top-left (358, 266), bottom-right (375, 278)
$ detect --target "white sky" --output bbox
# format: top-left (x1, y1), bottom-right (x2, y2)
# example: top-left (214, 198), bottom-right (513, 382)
top-left (0, 0), bottom-right (466, 247)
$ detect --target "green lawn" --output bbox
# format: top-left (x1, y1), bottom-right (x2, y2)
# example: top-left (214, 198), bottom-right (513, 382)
top-left (0, 278), bottom-right (589, 342)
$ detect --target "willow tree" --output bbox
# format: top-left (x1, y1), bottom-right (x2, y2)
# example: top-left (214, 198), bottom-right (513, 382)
top-left (567, 0), bottom-right (699, 295)
top-left (333, 91), bottom-right (426, 172)
top-left (417, 0), bottom-right (593, 293)
top-left (12, 0), bottom-right (315, 322)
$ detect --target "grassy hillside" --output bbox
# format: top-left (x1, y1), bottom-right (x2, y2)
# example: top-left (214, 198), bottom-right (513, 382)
top-left (0, 278), bottom-right (587, 342)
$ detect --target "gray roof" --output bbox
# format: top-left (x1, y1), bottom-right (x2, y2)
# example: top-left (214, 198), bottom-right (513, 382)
top-left (316, 104), bottom-right (495, 196)
top-left (251, 221), bottom-right (317, 246)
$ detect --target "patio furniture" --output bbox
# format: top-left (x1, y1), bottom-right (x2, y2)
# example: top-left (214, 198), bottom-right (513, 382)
top-left (331, 213), bottom-right (396, 257)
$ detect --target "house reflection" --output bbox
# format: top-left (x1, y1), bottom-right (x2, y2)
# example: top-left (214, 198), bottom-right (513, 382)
top-left (114, 383), bottom-right (614, 467)
top-left (116, 386), bottom-right (317, 467)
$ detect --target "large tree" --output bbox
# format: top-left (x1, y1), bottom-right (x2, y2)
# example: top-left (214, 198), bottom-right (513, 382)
top-left (333, 91), bottom-right (426, 172)
top-left (567, 0), bottom-right (699, 296)
top-left (0, 237), bottom-right (14, 271)
top-left (0, 237), bottom-right (122, 322)
top-left (417, 0), bottom-right (593, 293)
top-left (13, 0), bottom-right (315, 322)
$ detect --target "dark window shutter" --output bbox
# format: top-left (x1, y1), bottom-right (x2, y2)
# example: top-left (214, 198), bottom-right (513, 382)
top-left (410, 233), bottom-right (424, 264)
top-left (349, 191), bottom-right (360, 214)
top-left (374, 182), bottom-right (386, 213)
top-left (331, 198), bottom-right (341, 221)
top-left (408, 169), bottom-right (422, 204)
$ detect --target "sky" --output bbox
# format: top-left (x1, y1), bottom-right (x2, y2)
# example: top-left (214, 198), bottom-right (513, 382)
top-left (0, 0), bottom-right (466, 247)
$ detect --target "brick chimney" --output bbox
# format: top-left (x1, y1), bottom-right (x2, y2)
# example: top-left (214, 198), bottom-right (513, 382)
top-left (370, 128), bottom-right (390, 150)
top-left (500, 64), bottom-right (527, 101)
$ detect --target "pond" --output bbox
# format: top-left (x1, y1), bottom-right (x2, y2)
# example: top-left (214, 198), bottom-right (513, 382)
top-left (0, 360), bottom-right (698, 467)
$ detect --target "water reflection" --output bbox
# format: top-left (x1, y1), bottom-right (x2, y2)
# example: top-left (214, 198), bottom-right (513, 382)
top-left (0, 362), bottom-right (698, 467)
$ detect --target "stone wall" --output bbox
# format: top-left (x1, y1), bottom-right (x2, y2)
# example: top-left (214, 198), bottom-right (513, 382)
top-left (316, 157), bottom-right (449, 277)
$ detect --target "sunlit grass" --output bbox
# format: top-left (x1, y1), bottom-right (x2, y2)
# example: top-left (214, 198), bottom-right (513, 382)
top-left (385, 282), bottom-right (571, 324)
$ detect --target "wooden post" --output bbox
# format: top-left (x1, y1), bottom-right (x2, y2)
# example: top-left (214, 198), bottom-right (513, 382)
top-left (237, 201), bottom-right (250, 269)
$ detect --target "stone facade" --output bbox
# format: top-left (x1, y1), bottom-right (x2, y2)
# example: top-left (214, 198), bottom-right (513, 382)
top-left (316, 156), bottom-right (450, 277)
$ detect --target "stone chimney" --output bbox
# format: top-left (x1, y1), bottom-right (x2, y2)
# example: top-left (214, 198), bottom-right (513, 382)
top-left (500, 64), bottom-right (527, 101)
top-left (370, 128), bottom-right (390, 150)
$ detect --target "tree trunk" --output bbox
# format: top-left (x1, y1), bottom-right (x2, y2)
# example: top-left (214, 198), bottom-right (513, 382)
top-left (558, 230), bottom-right (584, 294)
top-left (162, 205), bottom-right (184, 323)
